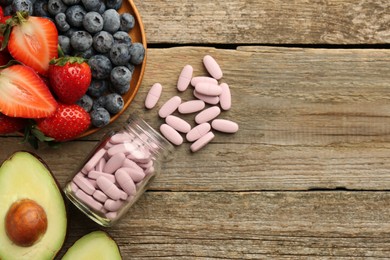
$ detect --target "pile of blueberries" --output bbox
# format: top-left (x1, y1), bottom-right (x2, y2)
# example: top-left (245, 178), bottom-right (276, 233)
top-left (1, 0), bottom-right (145, 128)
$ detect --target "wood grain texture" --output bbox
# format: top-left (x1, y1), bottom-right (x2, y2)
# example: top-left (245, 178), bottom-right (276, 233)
top-left (134, 0), bottom-right (390, 44)
top-left (57, 191), bottom-right (390, 259)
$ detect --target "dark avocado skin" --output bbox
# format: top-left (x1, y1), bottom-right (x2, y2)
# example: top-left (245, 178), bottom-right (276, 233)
top-left (0, 151), bottom-right (68, 260)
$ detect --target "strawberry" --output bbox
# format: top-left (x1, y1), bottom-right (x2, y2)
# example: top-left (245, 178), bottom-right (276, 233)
top-left (0, 113), bottom-right (26, 134)
top-left (1, 11), bottom-right (58, 76)
top-left (48, 56), bottom-right (92, 104)
top-left (36, 104), bottom-right (91, 141)
top-left (0, 64), bottom-right (57, 118)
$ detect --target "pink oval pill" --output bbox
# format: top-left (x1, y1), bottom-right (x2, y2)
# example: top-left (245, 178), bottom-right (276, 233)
top-left (145, 83), bottom-right (163, 109)
top-left (82, 148), bottom-right (106, 172)
top-left (193, 90), bottom-right (220, 105)
top-left (123, 159), bottom-right (144, 173)
top-left (195, 82), bottom-right (222, 96)
top-left (158, 96), bottom-right (181, 118)
top-left (165, 115), bottom-right (191, 133)
top-left (211, 119), bottom-right (239, 133)
top-left (160, 124), bottom-right (183, 145)
top-left (190, 131), bottom-right (215, 152)
top-left (115, 169), bottom-right (137, 196)
top-left (95, 157), bottom-right (106, 172)
top-left (73, 173), bottom-right (96, 195)
top-left (219, 83), bottom-right (231, 110)
top-left (177, 65), bottom-right (193, 92)
top-left (118, 167), bottom-right (145, 182)
top-left (88, 170), bottom-right (116, 183)
top-left (75, 189), bottom-right (103, 212)
top-left (104, 199), bottom-right (124, 212)
top-left (186, 123), bottom-right (211, 142)
top-left (93, 190), bottom-right (108, 203)
top-left (191, 76), bottom-right (218, 87)
top-left (203, 55), bottom-right (223, 80)
top-left (178, 100), bottom-right (205, 114)
top-left (195, 106), bottom-right (221, 124)
top-left (103, 152), bottom-right (126, 174)
top-left (96, 176), bottom-right (123, 200)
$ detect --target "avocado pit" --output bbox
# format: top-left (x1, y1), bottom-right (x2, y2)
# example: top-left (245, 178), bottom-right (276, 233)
top-left (5, 199), bottom-right (48, 247)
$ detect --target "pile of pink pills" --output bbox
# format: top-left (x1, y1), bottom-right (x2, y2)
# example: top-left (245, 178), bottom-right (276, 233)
top-left (145, 54), bottom-right (239, 152)
top-left (68, 131), bottom-right (156, 221)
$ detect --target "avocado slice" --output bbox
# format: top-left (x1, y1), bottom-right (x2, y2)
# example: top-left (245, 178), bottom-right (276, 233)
top-left (0, 151), bottom-right (67, 260)
top-left (62, 231), bottom-right (122, 259)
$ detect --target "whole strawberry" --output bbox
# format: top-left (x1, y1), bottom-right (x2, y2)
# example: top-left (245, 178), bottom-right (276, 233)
top-left (0, 113), bottom-right (26, 134)
top-left (36, 104), bottom-right (91, 141)
top-left (49, 56), bottom-right (92, 104)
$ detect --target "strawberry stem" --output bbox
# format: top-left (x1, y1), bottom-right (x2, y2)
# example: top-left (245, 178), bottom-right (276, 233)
top-left (50, 56), bottom-right (87, 66)
top-left (0, 11), bottom-right (30, 51)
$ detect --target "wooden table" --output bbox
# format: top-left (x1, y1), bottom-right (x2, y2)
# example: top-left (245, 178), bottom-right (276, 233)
top-left (1, 0), bottom-right (390, 258)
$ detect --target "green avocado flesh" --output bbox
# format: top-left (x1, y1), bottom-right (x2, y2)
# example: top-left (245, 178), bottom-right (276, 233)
top-left (62, 231), bottom-right (122, 260)
top-left (0, 151), bottom-right (67, 260)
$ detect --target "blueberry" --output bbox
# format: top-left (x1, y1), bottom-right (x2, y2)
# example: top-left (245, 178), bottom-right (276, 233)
top-left (92, 95), bottom-right (107, 110)
top-left (58, 35), bottom-right (71, 54)
top-left (110, 66), bottom-right (132, 86)
top-left (88, 55), bottom-right (112, 79)
top-left (47, 0), bottom-right (66, 16)
top-left (70, 30), bottom-right (93, 51)
top-left (73, 47), bottom-right (95, 59)
top-left (81, 0), bottom-right (101, 12)
top-left (12, 0), bottom-right (33, 15)
top-left (65, 5), bottom-right (86, 27)
top-left (109, 43), bottom-right (131, 66)
top-left (113, 31), bottom-right (131, 47)
top-left (3, 4), bottom-right (13, 16)
top-left (64, 27), bottom-right (77, 38)
top-left (105, 0), bottom-right (121, 10)
top-left (62, 0), bottom-right (79, 5)
top-left (76, 95), bottom-right (93, 112)
top-left (55, 13), bottom-right (70, 32)
top-left (90, 107), bottom-right (110, 127)
top-left (110, 82), bottom-right (129, 95)
top-left (102, 9), bottom-right (120, 33)
top-left (87, 79), bottom-right (109, 98)
top-left (97, 1), bottom-right (105, 14)
top-left (125, 63), bottom-right (135, 74)
top-left (33, 0), bottom-right (50, 17)
top-left (92, 31), bottom-right (113, 53)
top-left (119, 13), bottom-right (135, 32)
top-left (104, 93), bottom-right (123, 114)
top-left (83, 11), bottom-right (104, 33)
top-left (129, 42), bottom-right (145, 65)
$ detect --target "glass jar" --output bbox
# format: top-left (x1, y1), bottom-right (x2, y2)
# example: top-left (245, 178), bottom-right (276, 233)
top-left (63, 114), bottom-right (174, 227)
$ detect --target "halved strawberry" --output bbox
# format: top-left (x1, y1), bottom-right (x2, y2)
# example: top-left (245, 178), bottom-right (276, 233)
top-left (0, 64), bottom-right (58, 118)
top-left (4, 12), bottom-right (58, 76)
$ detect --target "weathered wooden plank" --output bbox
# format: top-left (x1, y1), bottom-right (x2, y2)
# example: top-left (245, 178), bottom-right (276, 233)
top-left (58, 191), bottom-right (390, 259)
top-left (2, 46), bottom-right (390, 190)
top-left (134, 0), bottom-right (390, 44)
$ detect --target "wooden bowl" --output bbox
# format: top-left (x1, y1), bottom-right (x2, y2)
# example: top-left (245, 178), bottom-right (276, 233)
top-left (77, 0), bottom-right (147, 138)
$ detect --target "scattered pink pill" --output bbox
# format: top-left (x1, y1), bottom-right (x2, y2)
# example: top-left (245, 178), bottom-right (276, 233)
top-left (191, 76), bottom-right (218, 87)
top-left (193, 90), bottom-right (220, 105)
top-left (158, 96), bottom-right (182, 118)
top-left (178, 100), bottom-right (205, 114)
top-left (160, 123), bottom-right (183, 145)
top-left (96, 176), bottom-right (124, 200)
top-left (219, 83), bottom-right (231, 110)
top-left (177, 65), bottom-right (193, 92)
top-left (195, 82), bottom-right (222, 96)
top-left (145, 83), bottom-right (163, 109)
top-left (211, 119), bottom-right (239, 133)
top-left (73, 173), bottom-right (96, 195)
top-left (190, 131), bottom-right (215, 152)
top-left (195, 106), bottom-right (221, 124)
top-left (166, 115), bottom-right (191, 133)
top-left (186, 123), bottom-right (211, 142)
top-left (203, 55), bottom-right (223, 80)
top-left (75, 189), bottom-right (103, 212)
top-left (115, 169), bottom-right (137, 196)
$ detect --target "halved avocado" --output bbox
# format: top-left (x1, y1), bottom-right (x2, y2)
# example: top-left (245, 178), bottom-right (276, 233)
top-left (62, 231), bottom-right (122, 259)
top-left (0, 151), bottom-right (67, 260)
